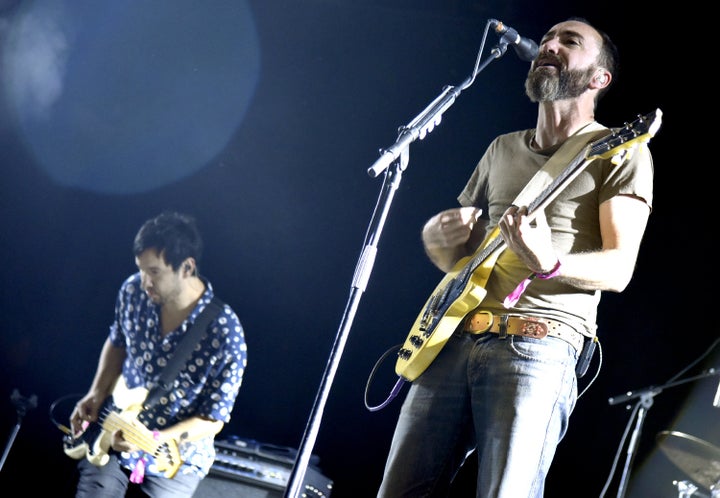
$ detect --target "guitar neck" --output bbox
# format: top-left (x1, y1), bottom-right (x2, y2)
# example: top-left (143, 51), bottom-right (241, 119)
top-left (462, 141), bottom-right (594, 280)
top-left (463, 235), bottom-right (504, 279)
top-left (527, 151), bottom-right (588, 215)
top-left (103, 411), bottom-right (162, 453)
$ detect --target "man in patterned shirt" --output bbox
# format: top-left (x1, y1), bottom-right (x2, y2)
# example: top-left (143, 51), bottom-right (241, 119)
top-left (69, 211), bottom-right (247, 497)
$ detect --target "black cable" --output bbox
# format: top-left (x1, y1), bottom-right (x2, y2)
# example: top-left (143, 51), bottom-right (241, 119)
top-left (49, 393), bottom-right (83, 435)
top-left (364, 344), bottom-right (406, 412)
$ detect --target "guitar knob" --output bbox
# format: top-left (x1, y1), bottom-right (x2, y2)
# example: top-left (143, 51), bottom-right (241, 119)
top-left (409, 335), bottom-right (424, 348)
top-left (397, 348), bottom-right (412, 360)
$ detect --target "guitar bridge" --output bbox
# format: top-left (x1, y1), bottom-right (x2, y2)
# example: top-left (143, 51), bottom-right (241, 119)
top-left (420, 292), bottom-right (444, 332)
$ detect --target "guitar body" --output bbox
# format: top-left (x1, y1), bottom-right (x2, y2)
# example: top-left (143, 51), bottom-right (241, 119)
top-left (396, 267), bottom-right (488, 381)
top-left (64, 377), bottom-right (183, 478)
top-left (394, 109), bottom-right (663, 382)
top-left (395, 240), bottom-right (504, 381)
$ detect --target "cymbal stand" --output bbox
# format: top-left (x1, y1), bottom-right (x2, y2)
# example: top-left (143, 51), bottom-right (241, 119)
top-left (0, 389), bottom-right (38, 472)
top-left (607, 368), bottom-right (720, 498)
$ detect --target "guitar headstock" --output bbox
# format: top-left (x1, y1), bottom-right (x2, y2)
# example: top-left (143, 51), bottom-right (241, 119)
top-left (588, 108), bottom-right (663, 163)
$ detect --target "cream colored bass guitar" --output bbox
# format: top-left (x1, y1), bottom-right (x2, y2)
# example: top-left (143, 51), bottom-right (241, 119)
top-left (63, 376), bottom-right (183, 478)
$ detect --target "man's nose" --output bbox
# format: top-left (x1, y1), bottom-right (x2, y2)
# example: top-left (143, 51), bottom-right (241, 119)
top-left (140, 273), bottom-right (151, 289)
top-left (541, 37), bottom-right (560, 53)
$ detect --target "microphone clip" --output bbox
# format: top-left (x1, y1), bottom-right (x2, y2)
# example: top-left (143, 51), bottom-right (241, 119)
top-left (488, 19), bottom-right (510, 58)
top-left (487, 18), bottom-right (539, 62)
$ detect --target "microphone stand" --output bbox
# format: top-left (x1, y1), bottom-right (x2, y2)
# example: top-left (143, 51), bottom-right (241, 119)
top-left (283, 21), bottom-right (518, 498)
top-left (607, 367), bottom-right (720, 498)
top-left (0, 389), bottom-right (37, 472)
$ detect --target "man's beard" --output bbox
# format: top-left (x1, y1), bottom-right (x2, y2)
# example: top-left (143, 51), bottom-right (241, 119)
top-left (525, 65), bottom-right (596, 102)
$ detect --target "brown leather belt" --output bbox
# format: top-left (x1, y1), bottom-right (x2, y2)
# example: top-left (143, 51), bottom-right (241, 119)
top-left (463, 311), bottom-right (584, 351)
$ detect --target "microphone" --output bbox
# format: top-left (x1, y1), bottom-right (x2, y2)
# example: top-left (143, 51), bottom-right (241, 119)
top-left (490, 20), bottom-right (539, 62)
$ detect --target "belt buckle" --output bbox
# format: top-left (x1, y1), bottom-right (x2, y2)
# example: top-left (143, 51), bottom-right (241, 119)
top-left (518, 317), bottom-right (548, 338)
top-left (464, 311), bottom-right (494, 334)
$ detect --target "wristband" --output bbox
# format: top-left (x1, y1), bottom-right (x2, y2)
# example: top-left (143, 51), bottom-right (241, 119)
top-left (536, 259), bottom-right (561, 279)
top-left (503, 259), bottom-right (561, 308)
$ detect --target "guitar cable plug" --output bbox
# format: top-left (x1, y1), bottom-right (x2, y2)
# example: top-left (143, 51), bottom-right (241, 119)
top-left (49, 392), bottom-right (83, 436)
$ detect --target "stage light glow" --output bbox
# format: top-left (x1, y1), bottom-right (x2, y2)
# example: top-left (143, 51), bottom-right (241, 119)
top-left (1, 0), bottom-right (260, 194)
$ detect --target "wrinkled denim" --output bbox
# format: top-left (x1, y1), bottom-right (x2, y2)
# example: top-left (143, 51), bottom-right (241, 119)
top-left (378, 330), bottom-right (578, 498)
top-left (76, 454), bottom-right (201, 498)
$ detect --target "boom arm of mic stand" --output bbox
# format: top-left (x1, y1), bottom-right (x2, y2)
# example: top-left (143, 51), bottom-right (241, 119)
top-left (367, 45), bottom-right (508, 178)
top-left (367, 83), bottom-right (463, 178)
top-left (608, 368), bottom-right (720, 406)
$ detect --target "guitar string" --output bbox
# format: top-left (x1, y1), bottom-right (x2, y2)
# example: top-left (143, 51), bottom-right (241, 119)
top-left (103, 413), bottom-right (160, 448)
top-left (98, 408), bottom-right (176, 464)
top-left (69, 406), bottom-right (179, 473)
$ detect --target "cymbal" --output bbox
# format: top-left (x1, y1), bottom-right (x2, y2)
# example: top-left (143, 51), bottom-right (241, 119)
top-left (657, 430), bottom-right (720, 490)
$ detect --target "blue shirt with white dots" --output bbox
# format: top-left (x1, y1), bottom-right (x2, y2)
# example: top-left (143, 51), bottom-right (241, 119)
top-left (107, 272), bottom-right (247, 478)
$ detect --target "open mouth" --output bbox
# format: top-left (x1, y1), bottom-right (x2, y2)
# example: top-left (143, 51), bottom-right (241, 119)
top-left (534, 54), bottom-right (562, 71)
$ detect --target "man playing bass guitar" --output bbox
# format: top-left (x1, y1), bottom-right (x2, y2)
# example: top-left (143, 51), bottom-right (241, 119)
top-left (68, 211), bottom-right (247, 498)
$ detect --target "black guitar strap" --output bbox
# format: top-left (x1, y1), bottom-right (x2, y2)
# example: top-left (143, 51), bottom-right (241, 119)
top-left (143, 296), bottom-right (225, 410)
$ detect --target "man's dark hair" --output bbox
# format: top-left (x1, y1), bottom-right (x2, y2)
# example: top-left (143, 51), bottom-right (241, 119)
top-left (568, 16), bottom-right (619, 102)
top-left (133, 211), bottom-right (203, 271)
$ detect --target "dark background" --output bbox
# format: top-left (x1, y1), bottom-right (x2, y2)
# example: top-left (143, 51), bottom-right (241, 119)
top-left (0, 1), bottom-right (714, 497)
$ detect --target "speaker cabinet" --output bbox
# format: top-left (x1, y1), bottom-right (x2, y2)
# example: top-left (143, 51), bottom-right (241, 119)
top-left (193, 436), bottom-right (333, 498)
top-left (194, 473), bottom-right (282, 497)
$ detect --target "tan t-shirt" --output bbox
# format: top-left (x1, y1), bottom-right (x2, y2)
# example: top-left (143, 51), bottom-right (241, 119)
top-left (457, 126), bottom-right (654, 337)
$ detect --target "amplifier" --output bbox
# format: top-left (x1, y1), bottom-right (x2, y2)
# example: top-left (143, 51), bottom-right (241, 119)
top-left (194, 436), bottom-right (333, 498)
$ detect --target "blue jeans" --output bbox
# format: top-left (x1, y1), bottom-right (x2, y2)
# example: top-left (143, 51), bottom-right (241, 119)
top-left (75, 455), bottom-right (202, 498)
top-left (377, 330), bottom-right (579, 498)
